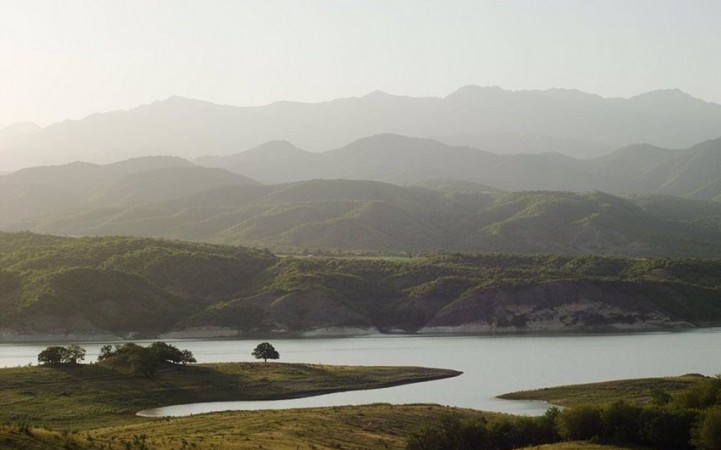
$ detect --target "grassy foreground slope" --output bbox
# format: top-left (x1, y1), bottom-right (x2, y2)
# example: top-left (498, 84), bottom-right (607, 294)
top-left (0, 405), bottom-right (499, 450)
top-left (3, 232), bottom-right (721, 336)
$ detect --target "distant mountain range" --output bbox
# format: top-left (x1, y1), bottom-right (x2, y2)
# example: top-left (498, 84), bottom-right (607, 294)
top-left (3, 133), bottom-right (721, 256)
top-left (197, 134), bottom-right (721, 200)
top-left (3, 86), bottom-right (721, 170)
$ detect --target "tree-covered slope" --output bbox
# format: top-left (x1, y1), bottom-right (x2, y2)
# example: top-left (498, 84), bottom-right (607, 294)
top-left (0, 233), bottom-right (276, 335)
top-left (2, 233), bottom-right (721, 337)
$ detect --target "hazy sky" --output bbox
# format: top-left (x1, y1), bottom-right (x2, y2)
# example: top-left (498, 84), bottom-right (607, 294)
top-left (1, 0), bottom-right (720, 127)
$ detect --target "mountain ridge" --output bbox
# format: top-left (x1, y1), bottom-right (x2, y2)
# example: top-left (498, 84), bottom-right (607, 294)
top-left (3, 86), bottom-right (721, 170)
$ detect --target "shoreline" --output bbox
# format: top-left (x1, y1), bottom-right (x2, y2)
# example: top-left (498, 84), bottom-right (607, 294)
top-left (136, 368), bottom-right (463, 417)
top-left (3, 324), bottom-right (721, 343)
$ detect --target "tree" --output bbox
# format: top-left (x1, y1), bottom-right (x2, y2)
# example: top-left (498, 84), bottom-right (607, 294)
top-left (37, 346), bottom-right (67, 365)
top-left (181, 349), bottom-right (196, 365)
top-left (252, 342), bottom-right (279, 362)
top-left (128, 347), bottom-right (160, 378)
top-left (37, 345), bottom-right (86, 365)
top-left (64, 344), bottom-right (86, 364)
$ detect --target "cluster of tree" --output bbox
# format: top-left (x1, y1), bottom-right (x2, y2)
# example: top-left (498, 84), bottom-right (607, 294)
top-left (98, 341), bottom-right (196, 378)
top-left (407, 376), bottom-right (721, 450)
top-left (37, 344), bottom-right (86, 365)
top-left (407, 408), bottom-right (559, 450)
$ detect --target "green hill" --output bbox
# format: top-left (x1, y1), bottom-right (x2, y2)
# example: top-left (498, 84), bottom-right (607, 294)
top-left (0, 233), bottom-right (275, 335)
top-left (20, 180), bottom-right (721, 257)
top-left (3, 232), bottom-right (721, 337)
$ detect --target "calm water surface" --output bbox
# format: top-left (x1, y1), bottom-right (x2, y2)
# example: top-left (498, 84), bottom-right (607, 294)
top-left (2, 330), bottom-right (721, 416)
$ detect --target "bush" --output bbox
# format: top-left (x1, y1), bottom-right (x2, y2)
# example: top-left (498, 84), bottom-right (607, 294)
top-left (601, 401), bottom-right (642, 444)
top-left (694, 407), bottom-right (721, 450)
top-left (406, 415), bottom-right (487, 450)
top-left (556, 404), bottom-right (603, 441)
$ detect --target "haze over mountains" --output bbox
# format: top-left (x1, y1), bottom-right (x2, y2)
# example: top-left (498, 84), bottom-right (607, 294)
top-left (196, 134), bottom-right (721, 200)
top-left (2, 85), bottom-right (721, 258)
top-left (3, 86), bottom-right (721, 170)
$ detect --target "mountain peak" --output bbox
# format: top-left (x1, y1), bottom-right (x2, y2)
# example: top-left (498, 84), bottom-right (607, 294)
top-left (0, 122), bottom-right (43, 138)
top-left (364, 89), bottom-right (392, 98)
top-left (244, 140), bottom-right (305, 155)
top-left (629, 88), bottom-right (703, 104)
top-left (446, 85), bottom-right (503, 97)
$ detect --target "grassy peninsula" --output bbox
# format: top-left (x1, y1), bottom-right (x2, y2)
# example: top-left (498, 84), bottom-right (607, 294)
top-left (0, 361), bottom-right (460, 429)
top-left (498, 374), bottom-right (705, 406)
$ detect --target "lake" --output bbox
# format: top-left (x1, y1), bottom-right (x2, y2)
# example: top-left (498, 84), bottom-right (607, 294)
top-left (3, 329), bottom-right (721, 416)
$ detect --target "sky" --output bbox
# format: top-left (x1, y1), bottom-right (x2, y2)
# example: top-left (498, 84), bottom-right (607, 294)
top-left (1, 0), bottom-right (720, 128)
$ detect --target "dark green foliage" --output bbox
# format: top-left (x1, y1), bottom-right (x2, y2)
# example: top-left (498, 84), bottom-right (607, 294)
top-left (695, 407), bottom-right (721, 450)
top-left (638, 407), bottom-right (697, 450)
top-left (252, 342), bottom-right (279, 362)
top-left (405, 393), bottom-right (711, 450)
top-left (37, 346), bottom-right (68, 365)
top-left (600, 401), bottom-right (643, 444)
top-left (0, 233), bottom-right (276, 334)
top-left (37, 345), bottom-right (86, 365)
top-left (406, 415), bottom-right (487, 450)
top-left (97, 342), bottom-right (196, 378)
top-left (128, 347), bottom-right (160, 378)
top-left (149, 341), bottom-right (196, 365)
top-left (406, 410), bottom-right (560, 450)
top-left (677, 376), bottom-right (721, 409)
top-left (556, 404), bottom-right (603, 441)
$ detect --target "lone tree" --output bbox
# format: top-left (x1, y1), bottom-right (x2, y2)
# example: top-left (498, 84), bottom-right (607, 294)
top-left (252, 342), bottom-right (279, 362)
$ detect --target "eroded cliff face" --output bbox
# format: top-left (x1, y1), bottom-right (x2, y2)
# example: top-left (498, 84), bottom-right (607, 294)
top-left (417, 280), bottom-right (691, 333)
top-left (166, 280), bottom-right (697, 338)
top-left (0, 278), bottom-right (704, 340)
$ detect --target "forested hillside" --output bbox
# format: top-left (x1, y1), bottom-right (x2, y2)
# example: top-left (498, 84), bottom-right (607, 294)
top-left (2, 233), bottom-right (721, 338)
top-left (10, 180), bottom-right (721, 257)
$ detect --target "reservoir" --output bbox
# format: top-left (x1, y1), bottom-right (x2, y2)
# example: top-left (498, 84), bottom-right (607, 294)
top-left (3, 329), bottom-right (721, 416)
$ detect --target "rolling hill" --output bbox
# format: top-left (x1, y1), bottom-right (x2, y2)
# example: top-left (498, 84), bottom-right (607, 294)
top-left (3, 232), bottom-right (721, 337)
top-left (9, 179), bottom-right (721, 257)
top-left (0, 157), bottom-right (258, 228)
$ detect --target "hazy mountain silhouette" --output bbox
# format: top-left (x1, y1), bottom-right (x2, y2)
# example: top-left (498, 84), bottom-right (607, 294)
top-left (0, 156), bottom-right (258, 227)
top-left (0, 122), bottom-right (42, 141)
top-left (3, 86), bottom-right (721, 170)
top-left (197, 134), bottom-right (721, 198)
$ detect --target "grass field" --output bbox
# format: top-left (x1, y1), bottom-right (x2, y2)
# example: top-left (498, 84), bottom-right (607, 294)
top-left (0, 404), bottom-right (503, 450)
